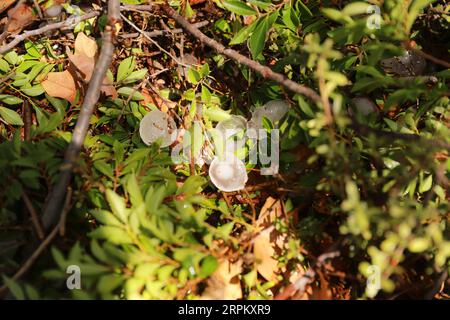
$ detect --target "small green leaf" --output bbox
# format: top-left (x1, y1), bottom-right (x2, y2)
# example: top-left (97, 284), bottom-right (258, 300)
top-left (0, 94), bottom-right (23, 105)
top-left (230, 21), bottom-right (258, 45)
top-left (117, 87), bottom-right (145, 100)
top-left (0, 107), bottom-right (24, 125)
top-left (200, 255), bottom-right (218, 278)
top-left (187, 67), bottom-right (201, 84)
top-left (0, 59), bottom-right (10, 72)
top-left (89, 226), bottom-right (134, 244)
top-left (117, 56), bottom-right (135, 83)
top-left (106, 189), bottom-right (129, 223)
top-left (419, 175), bottom-right (433, 193)
top-left (249, 18), bottom-right (268, 59)
top-left (123, 68), bottom-right (147, 84)
top-left (222, 0), bottom-right (257, 16)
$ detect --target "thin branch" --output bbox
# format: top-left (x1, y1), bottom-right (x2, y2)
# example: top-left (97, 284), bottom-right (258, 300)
top-left (120, 12), bottom-right (193, 68)
top-left (21, 190), bottom-right (45, 240)
top-left (119, 21), bottom-right (209, 39)
top-left (40, 0), bottom-right (121, 231)
top-left (0, 10), bottom-right (101, 54)
top-left (274, 249), bottom-right (340, 300)
top-left (160, 4), bottom-right (321, 103)
top-left (0, 222), bottom-right (60, 297)
top-left (351, 121), bottom-right (450, 152)
top-left (412, 49), bottom-right (450, 69)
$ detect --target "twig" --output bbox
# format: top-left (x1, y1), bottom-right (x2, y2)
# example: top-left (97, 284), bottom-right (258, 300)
top-left (160, 4), bottom-right (321, 103)
top-left (351, 121), bottom-right (450, 152)
top-left (40, 0), bottom-right (121, 231)
top-left (119, 21), bottom-right (209, 39)
top-left (21, 190), bottom-right (45, 240)
top-left (32, 0), bottom-right (44, 20)
top-left (0, 0), bottom-right (26, 43)
top-left (274, 249), bottom-right (340, 300)
top-left (0, 10), bottom-right (101, 54)
top-left (119, 12), bottom-right (193, 68)
top-left (412, 49), bottom-right (450, 69)
top-left (22, 100), bottom-right (31, 141)
top-left (425, 270), bottom-right (448, 300)
top-left (0, 222), bottom-right (60, 297)
top-left (59, 187), bottom-right (73, 237)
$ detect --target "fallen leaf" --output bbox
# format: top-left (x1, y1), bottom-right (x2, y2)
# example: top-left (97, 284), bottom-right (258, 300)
top-left (74, 32), bottom-right (97, 58)
top-left (7, 4), bottom-right (36, 33)
top-left (42, 70), bottom-right (77, 103)
top-left (67, 33), bottom-right (116, 98)
top-left (68, 52), bottom-right (96, 81)
top-left (0, 0), bottom-right (16, 15)
top-left (253, 197), bottom-right (288, 282)
top-left (200, 259), bottom-right (242, 300)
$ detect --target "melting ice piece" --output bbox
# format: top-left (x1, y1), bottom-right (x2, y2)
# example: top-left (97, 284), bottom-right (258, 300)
top-left (350, 97), bottom-right (378, 116)
top-left (139, 110), bottom-right (176, 147)
top-left (247, 100), bottom-right (289, 139)
top-left (209, 154), bottom-right (248, 192)
top-left (215, 115), bottom-right (247, 156)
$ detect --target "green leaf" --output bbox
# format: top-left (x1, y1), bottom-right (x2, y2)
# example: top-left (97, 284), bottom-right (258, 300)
top-left (21, 84), bottom-right (45, 97)
top-left (117, 56), bottom-right (135, 83)
top-left (2, 276), bottom-right (25, 300)
top-left (106, 189), bottom-right (129, 223)
top-left (123, 68), bottom-right (147, 84)
top-left (90, 209), bottom-right (123, 227)
top-left (117, 87), bottom-right (145, 100)
top-left (187, 67), bottom-right (201, 84)
top-left (200, 255), bottom-right (218, 278)
top-left (249, 18), bottom-right (268, 59)
top-left (342, 2), bottom-right (370, 16)
top-left (0, 94), bottom-right (23, 105)
top-left (419, 175), bottom-right (433, 193)
top-left (126, 174), bottom-right (144, 207)
top-left (89, 226), bottom-right (134, 245)
top-left (0, 59), bottom-right (10, 73)
top-left (408, 237), bottom-right (430, 253)
top-left (0, 106), bottom-right (24, 125)
top-left (230, 21), bottom-right (258, 45)
top-left (222, 0), bottom-right (257, 16)
top-left (204, 107), bottom-right (231, 122)
top-left (93, 160), bottom-right (114, 179)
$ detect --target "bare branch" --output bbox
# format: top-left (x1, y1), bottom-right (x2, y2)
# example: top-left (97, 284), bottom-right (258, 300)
top-left (0, 11), bottom-right (100, 54)
top-left (159, 4), bottom-right (321, 103)
top-left (41, 0), bottom-right (121, 231)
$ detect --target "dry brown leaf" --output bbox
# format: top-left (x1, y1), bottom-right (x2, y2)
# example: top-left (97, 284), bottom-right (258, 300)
top-left (0, 0), bottom-right (15, 15)
top-left (74, 32), bottom-right (97, 58)
top-left (7, 4), bottom-right (35, 33)
top-left (68, 52), bottom-right (96, 81)
top-left (200, 259), bottom-right (242, 300)
top-left (67, 33), bottom-right (116, 98)
top-left (253, 197), bottom-right (288, 282)
top-left (42, 70), bottom-right (77, 103)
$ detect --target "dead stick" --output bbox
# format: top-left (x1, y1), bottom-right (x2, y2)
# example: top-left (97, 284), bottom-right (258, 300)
top-left (0, 222), bottom-right (60, 297)
top-left (119, 21), bottom-right (209, 39)
top-left (159, 4), bottom-right (321, 103)
top-left (40, 0), bottom-right (121, 231)
top-left (0, 11), bottom-right (101, 54)
top-left (21, 190), bottom-right (45, 240)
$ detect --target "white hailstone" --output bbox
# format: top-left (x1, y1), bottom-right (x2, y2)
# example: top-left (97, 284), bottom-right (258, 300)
top-left (247, 100), bottom-right (289, 139)
top-left (139, 110), bottom-right (176, 147)
top-left (209, 154), bottom-right (248, 192)
top-left (350, 97), bottom-right (378, 116)
top-left (45, 5), bottom-right (62, 18)
top-left (215, 115), bottom-right (247, 156)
